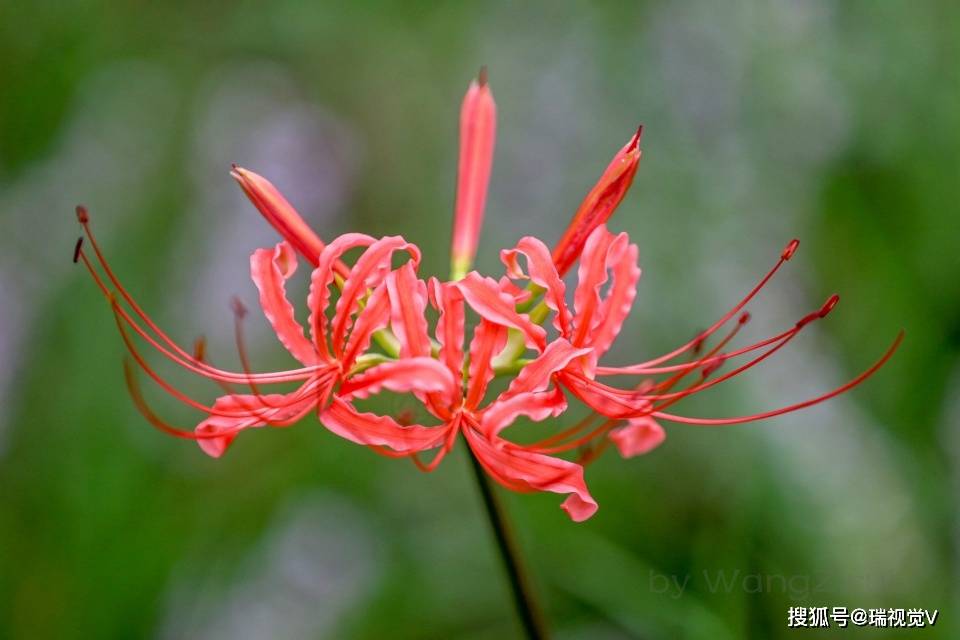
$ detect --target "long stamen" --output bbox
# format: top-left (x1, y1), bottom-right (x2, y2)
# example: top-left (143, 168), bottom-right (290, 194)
top-left (647, 297), bottom-right (837, 404)
top-left (75, 214), bottom-right (317, 384)
top-left (653, 330), bottom-right (903, 426)
top-left (626, 239), bottom-right (800, 370)
top-left (114, 298), bottom-right (323, 424)
top-left (651, 312), bottom-right (750, 393)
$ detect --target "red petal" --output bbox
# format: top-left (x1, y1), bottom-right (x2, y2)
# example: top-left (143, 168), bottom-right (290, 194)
top-left (340, 284), bottom-right (391, 369)
top-left (609, 417), bottom-right (665, 458)
top-left (465, 319), bottom-right (509, 409)
top-left (480, 387), bottom-right (567, 436)
top-left (465, 427), bottom-right (599, 522)
top-left (504, 338), bottom-right (591, 397)
top-left (320, 397), bottom-right (448, 453)
top-left (429, 278), bottom-right (466, 383)
top-left (195, 390), bottom-right (315, 458)
top-left (589, 238), bottom-right (640, 367)
top-left (501, 236), bottom-right (571, 335)
top-left (249, 242), bottom-right (317, 366)
top-left (330, 236), bottom-right (420, 358)
top-left (387, 262), bottom-right (431, 358)
top-left (308, 233), bottom-right (377, 359)
top-left (339, 357), bottom-right (457, 401)
top-left (455, 272), bottom-right (546, 352)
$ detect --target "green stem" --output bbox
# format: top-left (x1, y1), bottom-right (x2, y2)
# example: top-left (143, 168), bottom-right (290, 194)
top-left (466, 445), bottom-right (549, 640)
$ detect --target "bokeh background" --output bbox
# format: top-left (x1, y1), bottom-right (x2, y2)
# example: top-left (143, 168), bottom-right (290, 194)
top-left (1, 2), bottom-right (957, 638)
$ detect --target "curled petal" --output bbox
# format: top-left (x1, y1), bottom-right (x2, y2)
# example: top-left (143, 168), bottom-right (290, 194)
top-left (465, 428), bottom-right (599, 522)
top-left (609, 417), bottom-right (665, 458)
top-left (573, 226), bottom-right (630, 346)
top-left (465, 319), bottom-right (509, 410)
top-left (501, 236), bottom-right (571, 335)
top-left (387, 262), bottom-right (431, 358)
top-left (250, 242), bottom-right (316, 366)
top-left (481, 387), bottom-right (568, 437)
top-left (308, 233), bottom-right (377, 359)
top-left (504, 338), bottom-right (591, 398)
top-left (341, 284), bottom-right (391, 369)
top-left (321, 397), bottom-right (448, 453)
top-left (589, 240), bottom-right (640, 368)
top-left (331, 236), bottom-right (420, 358)
top-left (429, 278), bottom-right (466, 382)
top-left (455, 272), bottom-right (546, 352)
top-left (195, 391), bottom-right (315, 458)
top-left (339, 357), bottom-right (457, 402)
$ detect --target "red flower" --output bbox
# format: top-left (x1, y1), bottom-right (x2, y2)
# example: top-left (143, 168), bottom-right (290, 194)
top-left (76, 69), bottom-right (900, 523)
top-left (359, 265), bottom-right (599, 521)
top-left (75, 213), bottom-right (455, 458)
top-left (494, 226), bottom-right (902, 461)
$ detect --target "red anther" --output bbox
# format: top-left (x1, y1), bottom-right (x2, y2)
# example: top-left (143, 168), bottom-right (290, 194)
top-left (738, 311), bottom-right (751, 325)
top-left (702, 356), bottom-right (726, 377)
top-left (193, 336), bottom-right (207, 362)
top-left (818, 294), bottom-right (840, 318)
top-left (477, 65), bottom-right (488, 86)
top-left (73, 237), bottom-right (84, 263)
top-left (627, 125), bottom-right (644, 152)
top-left (230, 296), bottom-right (248, 319)
top-left (75, 205), bottom-right (89, 224)
top-left (691, 329), bottom-right (706, 355)
top-left (781, 239), bottom-right (800, 261)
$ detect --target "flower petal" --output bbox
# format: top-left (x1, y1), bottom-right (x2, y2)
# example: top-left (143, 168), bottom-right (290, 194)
top-left (572, 226), bottom-right (616, 344)
top-left (341, 283), bottom-right (391, 369)
top-left (501, 236), bottom-right (571, 335)
top-left (609, 417), bottom-right (666, 458)
top-left (455, 272), bottom-right (546, 352)
top-left (504, 338), bottom-right (591, 398)
top-left (590, 239), bottom-right (640, 366)
top-left (465, 319), bottom-right (509, 410)
top-left (195, 389), bottom-right (315, 458)
top-left (387, 262), bottom-right (431, 358)
top-left (250, 242), bottom-right (316, 366)
top-left (308, 233), bottom-right (377, 359)
top-left (464, 427), bottom-right (599, 522)
top-left (320, 396), bottom-right (448, 453)
top-left (480, 387), bottom-right (567, 436)
top-left (339, 357), bottom-right (457, 402)
top-left (429, 278), bottom-right (466, 383)
top-left (331, 236), bottom-right (420, 358)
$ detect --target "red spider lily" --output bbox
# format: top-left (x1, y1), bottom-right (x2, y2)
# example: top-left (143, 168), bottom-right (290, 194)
top-left (75, 69), bottom-right (901, 523)
top-left (493, 226), bottom-right (902, 462)
top-left (370, 268), bottom-right (599, 521)
top-left (75, 209), bottom-right (455, 458)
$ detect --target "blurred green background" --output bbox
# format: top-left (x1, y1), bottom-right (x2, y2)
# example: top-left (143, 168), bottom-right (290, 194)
top-left (1, 1), bottom-right (957, 638)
